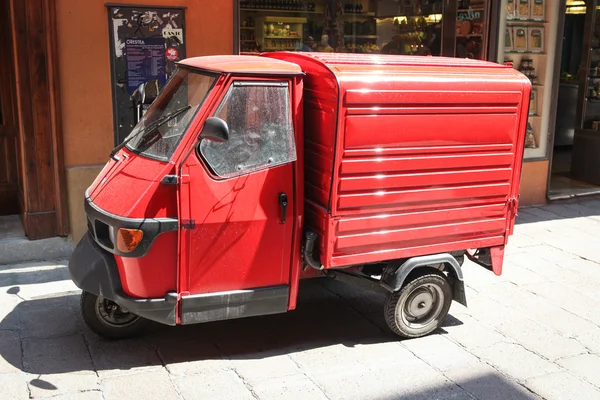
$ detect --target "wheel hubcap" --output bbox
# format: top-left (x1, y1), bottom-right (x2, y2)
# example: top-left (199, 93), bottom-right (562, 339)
top-left (95, 296), bottom-right (139, 328)
top-left (400, 283), bottom-right (445, 328)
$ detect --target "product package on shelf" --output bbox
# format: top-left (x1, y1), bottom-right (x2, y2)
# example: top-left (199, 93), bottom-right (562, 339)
top-left (519, 58), bottom-right (538, 85)
top-left (530, 0), bottom-right (544, 21)
top-left (507, 0), bottom-right (515, 20)
top-left (517, 0), bottom-right (530, 20)
top-left (528, 26), bottom-right (544, 52)
top-left (513, 27), bottom-right (528, 52)
top-left (505, 27), bottom-right (513, 52)
top-left (529, 88), bottom-right (537, 116)
top-left (525, 122), bottom-right (537, 148)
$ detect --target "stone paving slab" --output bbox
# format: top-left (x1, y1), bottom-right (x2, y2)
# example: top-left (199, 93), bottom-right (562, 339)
top-left (101, 370), bottom-right (179, 400)
top-left (0, 373), bottom-right (29, 400)
top-left (525, 372), bottom-right (600, 400)
top-left (2, 199), bottom-right (600, 399)
top-left (250, 373), bottom-right (329, 400)
top-left (173, 370), bottom-right (255, 400)
top-left (557, 354), bottom-right (600, 389)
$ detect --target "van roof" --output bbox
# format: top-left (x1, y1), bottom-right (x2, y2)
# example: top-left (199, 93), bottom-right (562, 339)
top-left (179, 53), bottom-right (511, 78)
top-left (178, 55), bottom-right (303, 75)
top-left (263, 52), bottom-right (514, 79)
top-left (286, 52), bottom-right (507, 69)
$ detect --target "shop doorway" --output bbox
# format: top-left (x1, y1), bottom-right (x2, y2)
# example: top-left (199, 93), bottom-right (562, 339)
top-left (548, 1), bottom-right (600, 199)
top-left (0, 0), bottom-right (69, 241)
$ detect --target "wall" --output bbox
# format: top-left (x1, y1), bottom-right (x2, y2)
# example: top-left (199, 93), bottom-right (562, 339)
top-left (519, 160), bottom-right (549, 206)
top-left (56, 0), bottom-right (233, 242)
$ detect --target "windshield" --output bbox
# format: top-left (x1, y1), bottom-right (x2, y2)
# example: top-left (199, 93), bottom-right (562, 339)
top-left (126, 68), bottom-right (217, 161)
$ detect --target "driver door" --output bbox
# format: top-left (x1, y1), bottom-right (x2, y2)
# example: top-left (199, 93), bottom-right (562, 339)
top-left (178, 79), bottom-right (297, 324)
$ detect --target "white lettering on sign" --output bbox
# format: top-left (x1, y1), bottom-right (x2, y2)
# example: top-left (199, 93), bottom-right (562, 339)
top-left (126, 39), bottom-right (146, 45)
top-left (162, 28), bottom-right (183, 43)
top-left (457, 10), bottom-right (482, 21)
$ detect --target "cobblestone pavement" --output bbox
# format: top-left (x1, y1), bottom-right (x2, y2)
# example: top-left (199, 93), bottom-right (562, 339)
top-left (2, 199), bottom-right (600, 399)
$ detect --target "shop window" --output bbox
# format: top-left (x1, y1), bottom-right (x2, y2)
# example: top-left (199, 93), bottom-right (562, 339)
top-left (499, 0), bottom-right (560, 160)
top-left (237, 0), bottom-right (491, 59)
top-left (200, 82), bottom-right (296, 178)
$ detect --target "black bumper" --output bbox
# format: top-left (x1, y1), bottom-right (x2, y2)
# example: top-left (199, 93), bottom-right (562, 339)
top-left (68, 233), bottom-right (177, 325)
top-left (85, 196), bottom-right (178, 258)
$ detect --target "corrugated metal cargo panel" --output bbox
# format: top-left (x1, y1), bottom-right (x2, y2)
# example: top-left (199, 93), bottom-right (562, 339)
top-left (325, 65), bottom-right (526, 267)
top-left (263, 52), bottom-right (529, 269)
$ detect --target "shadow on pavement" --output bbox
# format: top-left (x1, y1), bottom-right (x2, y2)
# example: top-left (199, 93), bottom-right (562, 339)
top-left (0, 262), bottom-right (69, 286)
top-left (1, 278), bottom-right (464, 378)
top-left (516, 197), bottom-right (600, 225)
top-left (374, 372), bottom-right (536, 400)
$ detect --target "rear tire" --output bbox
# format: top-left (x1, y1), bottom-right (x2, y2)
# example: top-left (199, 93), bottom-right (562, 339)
top-left (384, 269), bottom-right (452, 339)
top-left (80, 291), bottom-right (149, 340)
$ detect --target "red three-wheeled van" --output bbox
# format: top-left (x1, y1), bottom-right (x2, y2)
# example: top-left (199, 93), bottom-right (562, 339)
top-left (68, 52), bottom-right (531, 340)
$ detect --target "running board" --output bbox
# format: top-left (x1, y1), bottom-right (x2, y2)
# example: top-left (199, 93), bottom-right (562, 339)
top-left (180, 285), bottom-right (289, 325)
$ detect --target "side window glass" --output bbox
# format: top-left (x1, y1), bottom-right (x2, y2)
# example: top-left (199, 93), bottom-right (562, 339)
top-left (199, 82), bottom-right (296, 178)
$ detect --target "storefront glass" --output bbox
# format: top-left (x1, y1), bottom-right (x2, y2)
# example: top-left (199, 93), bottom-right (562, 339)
top-left (237, 0), bottom-right (491, 59)
top-left (497, 0), bottom-right (560, 160)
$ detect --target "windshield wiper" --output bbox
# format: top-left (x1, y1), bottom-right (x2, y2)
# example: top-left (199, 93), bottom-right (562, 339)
top-left (109, 105), bottom-right (191, 160)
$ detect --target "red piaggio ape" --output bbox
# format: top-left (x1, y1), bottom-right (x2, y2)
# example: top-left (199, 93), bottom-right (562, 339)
top-left (68, 52), bottom-right (530, 339)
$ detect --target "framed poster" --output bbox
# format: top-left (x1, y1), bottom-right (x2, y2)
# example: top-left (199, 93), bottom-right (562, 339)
top-left (107, 5), bottom-right (186, 145)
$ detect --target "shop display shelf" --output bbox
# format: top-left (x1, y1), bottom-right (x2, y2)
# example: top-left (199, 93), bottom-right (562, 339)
top-left (458, 8), bottom-right (484, 12)
top-left (505, 51), bottom-right (546, 54)
top-left (344, 35), bottom-right (377, 39)
top-left (240, 8), bottom-right (320, 14)
top-left (344, 12), bottom-right (375, 17)
top-left (506, 19), bottom-right (546, 23)
top-left (264, 35), bottom-right (301, 39)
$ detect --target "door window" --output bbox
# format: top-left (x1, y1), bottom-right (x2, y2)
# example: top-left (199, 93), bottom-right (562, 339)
top-left (199, 81), bottom-right (296, 178)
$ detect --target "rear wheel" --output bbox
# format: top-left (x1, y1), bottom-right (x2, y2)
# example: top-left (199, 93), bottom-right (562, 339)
top-left (80, 291), bottom-right (149, 340)
top-left (384, 270), bottom-right (452, 339)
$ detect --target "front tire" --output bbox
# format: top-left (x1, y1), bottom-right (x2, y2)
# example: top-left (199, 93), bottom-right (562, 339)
top-left (384, 269), bottom-right (452, 339)
top-left (80, 291), bottom-right (149, 340)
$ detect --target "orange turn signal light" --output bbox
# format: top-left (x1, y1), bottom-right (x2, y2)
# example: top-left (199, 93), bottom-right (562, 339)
top-left (116, 228), bottom-right (143, 253)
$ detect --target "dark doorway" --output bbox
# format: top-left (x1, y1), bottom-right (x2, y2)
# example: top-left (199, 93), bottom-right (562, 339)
top-left (548, 9), bottom-right (600, 199)
top-left (0, 0), bottom-right (21, 216)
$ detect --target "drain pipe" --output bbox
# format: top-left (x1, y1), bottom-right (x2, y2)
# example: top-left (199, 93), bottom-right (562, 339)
top-left (303, 232), bottom-right (323, 270)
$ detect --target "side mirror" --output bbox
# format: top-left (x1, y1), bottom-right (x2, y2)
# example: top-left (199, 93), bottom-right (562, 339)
top-left (199, 117), bottom-right (229, 143)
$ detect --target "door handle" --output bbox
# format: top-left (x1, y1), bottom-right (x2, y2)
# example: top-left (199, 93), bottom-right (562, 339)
top-left (278, 193), bottom-right (288, 224)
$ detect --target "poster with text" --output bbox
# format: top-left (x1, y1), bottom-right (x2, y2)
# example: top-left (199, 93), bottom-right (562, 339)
top-left (108, 6), bottom-right (186, 145)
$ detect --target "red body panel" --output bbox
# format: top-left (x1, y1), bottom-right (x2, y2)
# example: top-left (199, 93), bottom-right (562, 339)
top-left (179, 154), bottom-right (295, 294)
top-left (86, 151), bottom-right (179, 298)
top-left (115, 231), bottom-right (178, 297)
top-left (266, 52), bottom-right (530, 269)
top-left (88, 151), bottom-right (177, 218)
top-left (177, 75), bottom-right (303, 303)
top-left (84, 75), bottom-right (230, 299)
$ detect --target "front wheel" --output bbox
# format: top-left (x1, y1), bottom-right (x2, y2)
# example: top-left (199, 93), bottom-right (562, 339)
top-left (80, 291), bottom-right (149, 340)
top-left (384, 269), bottom-right (452, 339)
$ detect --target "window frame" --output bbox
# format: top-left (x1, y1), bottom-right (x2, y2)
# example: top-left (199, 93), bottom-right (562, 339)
top-left (197, 79), bottom-right (297, 179)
